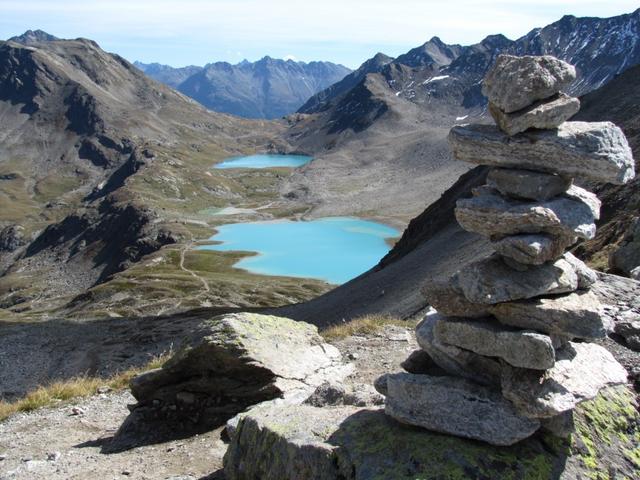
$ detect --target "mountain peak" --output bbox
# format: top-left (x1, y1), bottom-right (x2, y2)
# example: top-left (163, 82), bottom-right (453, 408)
top-left (8, 29), bottom-right (59, 45)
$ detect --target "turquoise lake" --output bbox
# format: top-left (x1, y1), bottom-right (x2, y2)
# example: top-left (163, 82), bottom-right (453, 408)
top-left (199, 217), bottom-right (400, 284)
top-left (214, 154), bottom-right (313, 169)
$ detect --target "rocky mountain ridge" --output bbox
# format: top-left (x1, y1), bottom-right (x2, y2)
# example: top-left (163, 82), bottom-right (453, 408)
top-left (300, 8), bottom-right (640, 119)
top-left (133, 61), bottom-right (203, 88)
top-left (138, 56), bottom-right (352, 119)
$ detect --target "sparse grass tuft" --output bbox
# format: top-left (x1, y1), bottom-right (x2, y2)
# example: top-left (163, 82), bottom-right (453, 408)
top-left (320, 314), bottom-right (411, 341)
top-left (0, 351), bottom-right (171, 422)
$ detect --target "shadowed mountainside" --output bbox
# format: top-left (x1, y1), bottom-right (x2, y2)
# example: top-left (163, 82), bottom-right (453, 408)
top-left (0, 35), bottom-right (323, 317)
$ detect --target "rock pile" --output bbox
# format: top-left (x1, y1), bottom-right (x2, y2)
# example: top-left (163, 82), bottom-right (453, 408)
top-left (377, 54), bottom-right (635, 446)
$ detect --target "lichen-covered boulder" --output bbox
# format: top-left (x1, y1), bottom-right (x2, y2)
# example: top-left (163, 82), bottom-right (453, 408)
top-left (129, 312), bottom-right (353, 426)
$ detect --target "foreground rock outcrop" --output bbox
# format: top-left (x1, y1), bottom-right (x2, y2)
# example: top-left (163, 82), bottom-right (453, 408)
top-left (128, 312), bottom-right (353, 428)
top-left (223, 386), bottom-right (640, 479)
top-left (382, 54), bottom-right (634, 446)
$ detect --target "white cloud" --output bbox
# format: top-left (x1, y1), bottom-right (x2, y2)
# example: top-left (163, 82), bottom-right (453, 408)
top-left (283, 54), bottom-right (297, 61)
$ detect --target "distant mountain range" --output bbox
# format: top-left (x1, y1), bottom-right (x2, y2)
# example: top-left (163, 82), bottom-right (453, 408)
top-left (300, 8), bottom-right (640, 122)
top-left (136, 57), bottom-right (351, 119)
top-left (133, 61), bottom-right (203, 89)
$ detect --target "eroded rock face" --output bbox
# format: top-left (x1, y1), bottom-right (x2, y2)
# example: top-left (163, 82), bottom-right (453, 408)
top-left (486, 168), bottom-right (572, 201)
top-left (489, 93), bottom-right (580, 136)
top-left (129, 313), bottom-right (353, 425)
top-left (501, 342), bottom-right (627, 418)
top-left (384, 373), bottom-right (540, 446)
top-left (455, 185), bottom-right (599, 240)
top-left (482, 54), bottom-right (576, 113)
top-left (448, 122), bottom-right (635, 184)
top-left (433, 317), bottom-right (556, 370)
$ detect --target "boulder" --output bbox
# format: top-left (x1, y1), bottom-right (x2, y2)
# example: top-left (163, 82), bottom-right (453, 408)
top-left (489, 93), bottom-right (580, 136)
top-left (224, 404), bottom-right (358, 480)
top-left (489, 290), bottom-right (611, 340)
top-left (491, 233), bottom-right (573, 265)
top-left (455, 254), bottom-right (579, 304)
top-left (482, 54), bottom-right (576, 113)
top-left (486, 167), bottom-right (572, 201)
top-left (455, 186), bottom-right (599, 240)
top-left (448, 122), bottom-right (635, 184)
top-left (384, 373), bottom-right (541, 446)
top-left (502, 342), bottom-right (627, 418)
top-left (433, 317), bottom-right (556, 370)
top-left (415, 313), bottom-right (502, 386)
top-left (129, 312), bottom-right (353, 424)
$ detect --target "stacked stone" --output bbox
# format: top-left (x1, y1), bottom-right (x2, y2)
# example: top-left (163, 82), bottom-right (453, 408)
top-left (377, 54), bottom-right (636, 446)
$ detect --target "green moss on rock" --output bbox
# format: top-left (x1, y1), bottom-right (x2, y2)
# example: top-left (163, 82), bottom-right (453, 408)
top-left (224, 386), bottom-right (640, 480)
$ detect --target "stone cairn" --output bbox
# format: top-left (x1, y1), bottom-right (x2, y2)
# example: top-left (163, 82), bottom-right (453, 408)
top-left (376, 54), bottom-right (636, 446)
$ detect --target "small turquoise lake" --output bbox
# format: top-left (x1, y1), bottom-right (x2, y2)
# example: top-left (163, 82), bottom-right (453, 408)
top-left (214, 154), bottom-right (313, 169)
top-left (198, 217), bottom-right (400, 284)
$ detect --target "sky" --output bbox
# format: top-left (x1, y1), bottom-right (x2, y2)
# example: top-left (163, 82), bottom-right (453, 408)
top-left (0, 1), bottom-right (638, 69)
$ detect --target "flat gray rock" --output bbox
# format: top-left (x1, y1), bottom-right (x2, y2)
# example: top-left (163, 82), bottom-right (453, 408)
top-left (487, 168), bottom-right (572, 201)
top-left (433, 317), bottom-right (556, 370)
top-left (455, 254), bottom-right (579, 304)
top-left (492, 233), bottom-right (574, 265)
top-left (489, 290), bottom-right (611, 340)
top-left (502, 342), bottom-right (627, 418)
top-left (455, 185), bottom-right (599, 240)
top-left (415, 313), bottom-right (502, 386)
top-left (384, 373), bottom-right (541, 446)
top-left (489, 93), bottom-right (580, 136)
top-left (422, 279), bottom-right (490, 318)
top-left (448, 122), bottom-right (635, 185)
top-left (482, 54), bottom-right (576, 113)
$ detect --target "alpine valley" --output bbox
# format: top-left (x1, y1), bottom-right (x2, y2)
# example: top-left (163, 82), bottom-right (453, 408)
top-left (1, 9), bottom-right (640, 478)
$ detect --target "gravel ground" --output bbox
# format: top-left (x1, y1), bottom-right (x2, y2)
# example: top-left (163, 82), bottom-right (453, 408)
top-left (0, 325), bottom-right (418, 480)
top-left (0, 391), bottom-right (226, 480)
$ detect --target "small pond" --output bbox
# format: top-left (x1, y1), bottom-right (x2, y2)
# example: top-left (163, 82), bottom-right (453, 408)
top-left (214, 154), bottom-right (313, 169)
top-left (198, 217), bottom-right (400, 284)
